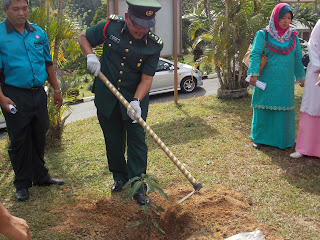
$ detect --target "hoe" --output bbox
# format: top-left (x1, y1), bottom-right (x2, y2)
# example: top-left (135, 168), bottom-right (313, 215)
top-left (98, 71), bottom-right (202, 203)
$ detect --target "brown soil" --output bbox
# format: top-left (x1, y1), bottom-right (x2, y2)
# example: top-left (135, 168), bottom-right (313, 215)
top-left (52, 185), bottom-right (279, 240)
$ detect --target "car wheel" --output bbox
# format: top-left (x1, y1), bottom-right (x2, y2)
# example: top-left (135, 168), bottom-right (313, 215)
top-left (180, 76), bottom-right (197, 93)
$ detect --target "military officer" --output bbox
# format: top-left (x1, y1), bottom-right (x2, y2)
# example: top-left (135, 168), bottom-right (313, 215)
top-left (78, 0), bottom-right (163, 205)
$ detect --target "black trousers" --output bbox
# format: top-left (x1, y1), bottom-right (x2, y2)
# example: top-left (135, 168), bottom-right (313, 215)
top-left (1, 85), bottom-right (51, 190)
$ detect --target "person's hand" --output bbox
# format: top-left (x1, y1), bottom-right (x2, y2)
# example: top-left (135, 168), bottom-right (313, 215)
top-left (316, 74), bottom-right (320, 86)
top-left (0, 206), bottom-right (31, 240)
top-left (0, 95), bottom-right (16, 113)
top-left (249, 76), bottom-right (258, 86)
top-left (54, 91), bottom-right (63, 108)
top-left (127, 99), bottom-right (141, 123)
top-left (6, 215), bottom-right (31, 240)
top-left (87, 54), bottom-right (100, 77)
top-left (299, 80), bottom-right (305, 87)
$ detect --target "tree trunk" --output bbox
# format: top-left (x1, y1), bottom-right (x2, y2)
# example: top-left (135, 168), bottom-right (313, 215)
top-left (204, 0), bottom-right (210, 20)
top-left (53, 0), bottom-right (64, 68)
top-left (28, 0), bottom-right (32, 14)
top-left (224, 0), bottom-right (232, 90)
top-left (46, 0), bottom-right (50, 29)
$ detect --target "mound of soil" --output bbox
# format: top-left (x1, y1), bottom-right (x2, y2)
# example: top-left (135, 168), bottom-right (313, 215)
top-left (52, 185), bottom-right (278, 239)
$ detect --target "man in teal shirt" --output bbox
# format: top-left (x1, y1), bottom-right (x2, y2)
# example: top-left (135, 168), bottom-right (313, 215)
top-left (0, 0), bottom-right (64, 202)
top-left (78, 0), bottom-right (163, 205)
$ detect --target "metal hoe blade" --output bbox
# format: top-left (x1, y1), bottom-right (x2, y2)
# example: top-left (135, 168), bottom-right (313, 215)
top-left (178, 182), bottom-right (202, 204)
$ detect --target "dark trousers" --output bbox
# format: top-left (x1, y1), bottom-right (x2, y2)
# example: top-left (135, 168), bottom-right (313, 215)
top-left (97, 102), bottom-right (148, 191)
top-left (1, 85), bottom-right (50, 190)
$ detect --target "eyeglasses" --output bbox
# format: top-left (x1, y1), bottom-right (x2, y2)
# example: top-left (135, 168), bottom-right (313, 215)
top-left (129, 15), bottom-right (143, 29)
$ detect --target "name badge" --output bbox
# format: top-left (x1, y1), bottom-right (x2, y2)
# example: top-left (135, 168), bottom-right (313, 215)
top-left (109, 35), bottom-right (120, 43)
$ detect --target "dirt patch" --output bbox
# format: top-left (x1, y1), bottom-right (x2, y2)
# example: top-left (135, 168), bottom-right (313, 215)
top-left (52, 185), bottom-right (278, 239)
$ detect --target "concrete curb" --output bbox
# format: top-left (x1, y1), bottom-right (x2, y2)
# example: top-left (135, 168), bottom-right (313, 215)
top-left (202, 73), bottom-right (217, 80)
top-left (207, 73), bottom-right (217, 79)
top-left (83, 96), bottom-right (95, 102)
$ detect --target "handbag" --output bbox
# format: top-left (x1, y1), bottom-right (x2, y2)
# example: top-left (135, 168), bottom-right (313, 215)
top-left (301, 53), bottom-right (309, 67)
top-left (243, 29), bottom-right (268, 75)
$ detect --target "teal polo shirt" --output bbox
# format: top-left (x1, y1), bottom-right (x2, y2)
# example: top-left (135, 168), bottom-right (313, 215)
top-left (86, 15), bottom-right (163, 119)
top-left (0, 19), bottom-right (53, 89)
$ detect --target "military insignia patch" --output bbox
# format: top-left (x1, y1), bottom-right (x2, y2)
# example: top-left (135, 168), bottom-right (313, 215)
top-left (110, 35), bottom-right (120, 43)
top-left (146, 11), bottom-right (153, 17)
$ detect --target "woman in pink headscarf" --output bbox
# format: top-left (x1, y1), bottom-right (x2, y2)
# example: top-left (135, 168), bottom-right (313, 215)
top-left (247, 3), bottom-right (305, 150)
top-left (290, 20), bottom-right (320, 158)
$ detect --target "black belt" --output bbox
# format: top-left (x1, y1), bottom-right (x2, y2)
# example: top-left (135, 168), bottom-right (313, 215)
top-left (2, 84), bottom-right (42, 92)
top-left (29, 86), bottom-right (42, 91)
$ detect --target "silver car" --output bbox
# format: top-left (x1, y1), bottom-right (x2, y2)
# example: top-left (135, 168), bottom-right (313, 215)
top-left (150, 58), bottom-right (203, 95)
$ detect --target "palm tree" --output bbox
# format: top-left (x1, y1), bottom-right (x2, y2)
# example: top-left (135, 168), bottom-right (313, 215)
top-left (185, 0), bottom-right (318, 95)
top-left (28, 5), bottom-right (79, 142)
top-left (186, 0), bottom-right (268, 92)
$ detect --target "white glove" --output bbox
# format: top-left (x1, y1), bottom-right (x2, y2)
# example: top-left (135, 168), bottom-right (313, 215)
top-left (127, 99), bottom-right (141, 122)
top-left (87, 54), bottom-right (100, 76)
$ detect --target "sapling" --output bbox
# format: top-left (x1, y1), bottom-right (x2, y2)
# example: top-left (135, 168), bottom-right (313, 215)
top-left (122, 174), bottom-right (168, 239)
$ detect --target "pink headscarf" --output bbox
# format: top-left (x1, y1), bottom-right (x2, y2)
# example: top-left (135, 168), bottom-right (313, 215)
top-left (274, 3), bottom-right (290, 36)
top-left (267, 3), bottom-right (293, 43)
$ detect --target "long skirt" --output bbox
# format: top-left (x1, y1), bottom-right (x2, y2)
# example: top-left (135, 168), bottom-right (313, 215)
top-left (295, 112), bottom-right (320, 158)
top-left (251, 108), bottom-right (295, 149)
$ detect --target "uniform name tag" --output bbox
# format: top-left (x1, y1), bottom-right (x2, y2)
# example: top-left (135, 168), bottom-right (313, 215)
top-left (109, 35), bottom-right (120, 43)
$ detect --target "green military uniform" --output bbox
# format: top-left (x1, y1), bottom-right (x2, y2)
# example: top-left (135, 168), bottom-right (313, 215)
top-left (86, 13), bottom-right (163, 187)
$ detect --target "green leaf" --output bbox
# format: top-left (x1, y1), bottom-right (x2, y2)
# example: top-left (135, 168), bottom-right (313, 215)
top-left (141, 205), bottom-right (148, 213)
top-left (153, 186), bottom-right (169, 200)
top-left (150, 202), bottom-right (165, 213)
top-left (123, 176), bottom-right (141, 188)
top-left (152, 219), bottom-right (166, 234)
top-left (122, 180), bottom-right (143, 201)
top-left (126, 220), bottom-right (144, 228)
top-left (148, 204), bottom-right (160, 215)
top-left (145, 177), bottom-right (155, 193)
top-left (122, 192), bottom-right (132, 201)
top-left (131, 181), bottom-right (143, 195)
top-left (149, 175), bottom-right (160, 184)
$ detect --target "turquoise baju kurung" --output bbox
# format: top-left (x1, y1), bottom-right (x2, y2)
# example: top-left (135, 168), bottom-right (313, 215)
top-left (247, 30), bottom-right (305, 149)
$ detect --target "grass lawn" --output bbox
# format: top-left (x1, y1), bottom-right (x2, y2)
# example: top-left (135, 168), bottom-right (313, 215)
top-left (0, 85), bottom-right (319, 239)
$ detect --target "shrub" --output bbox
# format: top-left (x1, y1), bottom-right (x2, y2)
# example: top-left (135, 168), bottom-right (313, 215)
top-left (67, 88), bottom-right (80, 97)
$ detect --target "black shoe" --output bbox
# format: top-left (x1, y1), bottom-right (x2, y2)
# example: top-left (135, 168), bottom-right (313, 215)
top-left (15, 189), bottom-right (29, 201)
top-left (111, 180), bottom-right (126, 193)
top-left (134, 193), bottom-right (150, 205)
top-left (39, 178), bottom-right (65, 186)
top-left (252, 142), bottom-right (262, 149)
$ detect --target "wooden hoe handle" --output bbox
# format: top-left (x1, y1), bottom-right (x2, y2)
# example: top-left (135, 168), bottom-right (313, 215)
top-left (97, 72), bottom-right (202, 191)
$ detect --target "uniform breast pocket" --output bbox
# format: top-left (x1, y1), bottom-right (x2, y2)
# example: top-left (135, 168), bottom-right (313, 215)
top-left (34, 42), bottom-right (44, 50)
top-left (105, 39), bottom-right (120, 55)
top-left (33, 42), bottom-right (44, 58)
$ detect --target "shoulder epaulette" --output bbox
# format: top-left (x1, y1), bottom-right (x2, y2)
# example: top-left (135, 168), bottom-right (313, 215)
top-left (148, 31), bottom-right (163, 46)
top-left (109, 15), bottom-right (125, 22)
